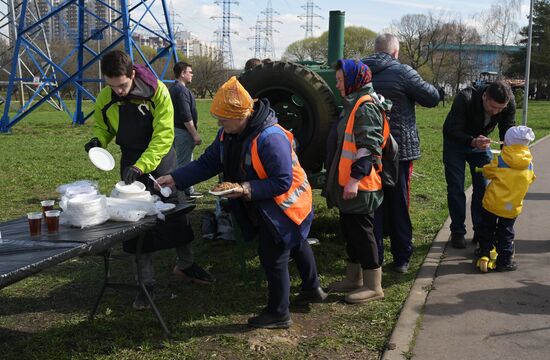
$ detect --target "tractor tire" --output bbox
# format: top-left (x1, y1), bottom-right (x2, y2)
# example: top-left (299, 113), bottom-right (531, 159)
top-left (238, 61), bottom-right (338, 173)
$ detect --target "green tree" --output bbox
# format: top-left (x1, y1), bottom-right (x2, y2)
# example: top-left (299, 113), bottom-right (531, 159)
top-left (282, 26), bottom-right (376, 63)
top-left (507, 0), bottom-right (550, 99)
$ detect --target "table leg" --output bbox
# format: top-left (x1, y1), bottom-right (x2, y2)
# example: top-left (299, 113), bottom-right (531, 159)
top-left (135, 233), bottom-right (172, 340)
top-left (88, 250), bottom-right (111, 320)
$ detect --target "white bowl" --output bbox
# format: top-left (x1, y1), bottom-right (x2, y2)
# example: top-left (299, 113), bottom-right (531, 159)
top-left (115, 181), bottom-right (146, 194)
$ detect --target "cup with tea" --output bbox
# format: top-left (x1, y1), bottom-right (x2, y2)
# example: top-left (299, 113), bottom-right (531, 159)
top-left (41, 200), bottom-right (55, 215)
top-left (45, 210), bottom-right (61, 233)
top-left (27, 212), bottom-right (42, 236)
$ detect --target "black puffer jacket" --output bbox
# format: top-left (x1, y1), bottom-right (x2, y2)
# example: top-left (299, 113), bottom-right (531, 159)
top-left (363, 52), bottom-right (440, 161)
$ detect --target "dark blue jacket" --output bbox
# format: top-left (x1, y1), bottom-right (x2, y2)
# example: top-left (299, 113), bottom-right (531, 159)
top-left (443, 86), bottom-right (516, 146)
top-left (363, 52), bottom-right (440, 161)
top-left (171, 101), bottom-right (313, 248)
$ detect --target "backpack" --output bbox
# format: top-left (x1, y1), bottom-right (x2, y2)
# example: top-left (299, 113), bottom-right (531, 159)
top-left (362, 97), bottom-right (399, 188)
top-left (379, 114), bottom-right (399, 188)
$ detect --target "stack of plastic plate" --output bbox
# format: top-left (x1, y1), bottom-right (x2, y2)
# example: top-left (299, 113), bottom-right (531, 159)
top-left (113, 181), bottom-right (152, 201)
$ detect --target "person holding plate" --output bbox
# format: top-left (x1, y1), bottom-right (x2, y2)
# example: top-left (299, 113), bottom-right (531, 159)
top-left (84, 50), bottom-right (214, 310)
top-left (156, 76), bottom-right (326, 329)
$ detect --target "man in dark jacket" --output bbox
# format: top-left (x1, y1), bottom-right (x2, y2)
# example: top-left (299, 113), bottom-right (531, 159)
top-left (443, 80), bottom-right (515, 249)
top-left (363, 33), bottom-right (440, 273)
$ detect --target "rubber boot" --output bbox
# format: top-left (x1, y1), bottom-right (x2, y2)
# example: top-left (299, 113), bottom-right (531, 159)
top-left (345, 267), bottom-right (385, 304)
top-left (327, 262), bottom-right (362, 292)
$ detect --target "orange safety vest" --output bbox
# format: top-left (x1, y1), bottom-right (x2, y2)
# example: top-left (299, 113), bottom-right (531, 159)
top-left (338, 94), bottom-right (389, 192)
top-left (249, 124), bottom-right (313, 225)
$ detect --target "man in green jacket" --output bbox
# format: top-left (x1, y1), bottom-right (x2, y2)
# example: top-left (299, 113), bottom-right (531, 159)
top-left (84, 50), bottom-right (214, 310)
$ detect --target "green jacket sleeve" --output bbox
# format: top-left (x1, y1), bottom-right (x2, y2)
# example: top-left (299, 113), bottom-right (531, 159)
top-left (134, 80), bottom-right (175, 173)
top-left (92, 88), bottom-right (116, 147)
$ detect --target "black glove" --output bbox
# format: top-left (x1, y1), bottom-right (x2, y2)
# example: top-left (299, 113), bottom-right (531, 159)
top-left (122, 165), bottom-right (143, 184)
top-left (84, 137), bottom-right (101, 153)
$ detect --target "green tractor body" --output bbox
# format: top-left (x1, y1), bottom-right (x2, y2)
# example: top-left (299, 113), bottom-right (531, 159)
top-left (238, 11), bottom-right (346, 188)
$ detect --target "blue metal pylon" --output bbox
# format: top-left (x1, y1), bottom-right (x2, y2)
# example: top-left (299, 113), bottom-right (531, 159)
top-left (0, 0), bottom-right (178, 133)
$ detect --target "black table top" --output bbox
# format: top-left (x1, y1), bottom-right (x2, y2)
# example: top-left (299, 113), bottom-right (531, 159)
top-left (0, 203), bottom-right (194, 289)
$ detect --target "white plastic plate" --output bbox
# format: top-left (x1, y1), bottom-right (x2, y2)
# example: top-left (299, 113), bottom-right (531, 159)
top-left (208, 188), bottom-right (238, 196)
top-left (156, 202), bottom-right (176, 212)
top-left (88, 147), bottom-right (115, 171)
top-left (115, 181), bottom-right (146, 194)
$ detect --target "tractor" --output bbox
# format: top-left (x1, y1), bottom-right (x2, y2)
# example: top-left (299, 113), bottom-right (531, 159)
top-left (238, 11), bottom-right (346, 187)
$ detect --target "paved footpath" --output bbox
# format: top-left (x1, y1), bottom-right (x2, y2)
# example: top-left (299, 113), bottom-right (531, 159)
top-left (382, 135), bottom-right (550, 360)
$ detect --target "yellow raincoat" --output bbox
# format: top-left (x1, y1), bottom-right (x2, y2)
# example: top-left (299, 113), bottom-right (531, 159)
top-left (482, 144), bottom-right (536, 219)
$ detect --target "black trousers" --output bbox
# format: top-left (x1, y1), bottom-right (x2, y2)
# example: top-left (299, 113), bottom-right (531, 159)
top-left (257, 222), bottom-right (320, 317)
top-left (374, 160), bottom-right (413, 266)
top-left (340, 212), bottom-right (380, 269)
top-left (476, 208), bottom-right (516, 265)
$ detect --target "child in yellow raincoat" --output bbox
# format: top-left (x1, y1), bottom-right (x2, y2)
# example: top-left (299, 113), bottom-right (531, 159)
top-left (475, 126), bottom-right (536, 272)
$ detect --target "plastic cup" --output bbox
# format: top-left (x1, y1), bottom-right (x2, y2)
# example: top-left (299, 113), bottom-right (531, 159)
top-left (45, 210), bottom-right (61, 233)
top-left (41, 200), bottom-right (55, 215)
top-left (27, 212), bottom-right (42, 236)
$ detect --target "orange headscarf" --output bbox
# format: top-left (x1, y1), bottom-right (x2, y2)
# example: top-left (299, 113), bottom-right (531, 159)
top-left (210, 76), bottom-right (254, 120)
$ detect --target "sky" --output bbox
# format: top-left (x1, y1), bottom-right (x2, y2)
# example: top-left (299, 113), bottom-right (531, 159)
top-left (162, 0), bottom-right (530, 67)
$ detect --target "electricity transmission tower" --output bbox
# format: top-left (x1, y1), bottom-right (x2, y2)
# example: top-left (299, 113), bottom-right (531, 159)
top-left (298, 1), bottom-right (322, 38)
top-left (249, 16), bottom-right (262, 59)
top-left (211, 0), bottom-right (241, 69)
top-left (0, 0), bottom-right (61, 111)
top-left (0, 0), bottom-right (179, 133)
top-left (258, 0), bottom-right (280, 59)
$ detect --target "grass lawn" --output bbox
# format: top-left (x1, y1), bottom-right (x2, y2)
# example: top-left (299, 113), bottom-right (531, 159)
top-left (0, 99), bottom-right (548, 360)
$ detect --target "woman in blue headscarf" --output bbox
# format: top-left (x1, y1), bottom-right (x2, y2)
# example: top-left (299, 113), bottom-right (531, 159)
top-left (325, 59), bottom-right (392, 304)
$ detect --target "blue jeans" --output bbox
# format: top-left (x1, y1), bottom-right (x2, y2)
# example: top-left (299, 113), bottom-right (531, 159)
top-left (174, 127), bottom-right (195, 195)
top-left (374, 160), bottom-right (413, 266)
top-left (443, 138), bottom-right (492, 236)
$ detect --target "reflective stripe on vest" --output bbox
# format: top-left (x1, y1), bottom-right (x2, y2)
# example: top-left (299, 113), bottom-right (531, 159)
top-left (250, 124), bottom-right (312, 225)
top-left (338, 94), bottom-right (388, 191)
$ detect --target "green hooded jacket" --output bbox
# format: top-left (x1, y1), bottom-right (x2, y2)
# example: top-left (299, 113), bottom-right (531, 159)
top-left (92, 78), bottom-right (174, 174)
top-left (325, 84), bottom-right (390, 214)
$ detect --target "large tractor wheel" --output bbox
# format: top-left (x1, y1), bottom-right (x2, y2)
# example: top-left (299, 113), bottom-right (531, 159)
top-left (238, 61), bottom-right (338, 173)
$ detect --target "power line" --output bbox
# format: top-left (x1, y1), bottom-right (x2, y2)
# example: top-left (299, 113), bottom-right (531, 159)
top-left (211, 0), bottom-right (242, 69)
top-left (258, 0), bottom-right (281, 59)
top-left (298, 1), bottom-right (322, 39)
top-left (248, 16), bottom-right (262, 59)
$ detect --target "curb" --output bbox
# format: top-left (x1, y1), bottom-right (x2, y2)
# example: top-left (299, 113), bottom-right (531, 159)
top-left (380, 187), bottom-right (473, 360)
top-left (380, 217), bottom-right (451, 360)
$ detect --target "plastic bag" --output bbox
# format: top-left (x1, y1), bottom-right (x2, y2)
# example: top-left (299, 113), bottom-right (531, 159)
top-left (106, 197), bottom-right (157, 222)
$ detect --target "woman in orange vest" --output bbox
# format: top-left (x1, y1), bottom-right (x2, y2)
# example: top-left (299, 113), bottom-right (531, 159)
top-left (157, 76), bottom-right (326, 329)
top-left (325, 59), bottom-right (391, 303)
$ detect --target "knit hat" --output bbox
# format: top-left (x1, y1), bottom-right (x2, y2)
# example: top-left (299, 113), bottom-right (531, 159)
top-left (210, 76), bottom-right (254, 120)
top-left (504, 125), bottom-right (535, 146)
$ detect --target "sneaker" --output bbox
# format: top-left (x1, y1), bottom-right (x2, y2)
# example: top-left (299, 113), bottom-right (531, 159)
top-left (496, 261), bottom-right (517, 272)
top-left (188, 191), bottom-right (204, 199)
top-left (451, 233), bottom-right (466, 249)
top-left (393, 262), bottom-right (409, 274)
top-left (173, 263), bottom-right (215, 284)
top-left (132, 285), bottom-right (154, 311)
top-left (294, 286), bottom-right (328, 305)
top-left (247, 310), bottom-right (293, 329)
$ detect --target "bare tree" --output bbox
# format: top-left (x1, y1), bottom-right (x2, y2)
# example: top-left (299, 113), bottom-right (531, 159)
top-left (189, 55), bottom-right (228, 98)
top-left (392, 13), bottom-right (450, 70)
top-left (476, 0), bottom-right (523, 73)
